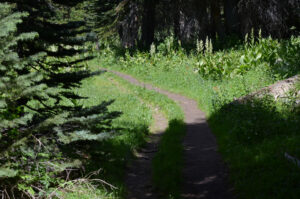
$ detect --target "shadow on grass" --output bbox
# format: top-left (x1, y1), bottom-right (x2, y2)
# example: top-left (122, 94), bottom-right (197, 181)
top-left (208, 97), bottom-right (300, 199)
top-left (152, 119), bottom-right (186, 199)
top-left (60, 121), bottom-right (149, 196)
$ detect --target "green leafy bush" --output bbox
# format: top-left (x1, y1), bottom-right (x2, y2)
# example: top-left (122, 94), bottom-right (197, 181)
top-left (195, 35), bottom-right (300, 79)
top-left (99, 33), bottom-right (299, 82)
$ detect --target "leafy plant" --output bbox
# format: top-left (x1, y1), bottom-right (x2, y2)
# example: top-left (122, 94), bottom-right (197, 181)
top-left (193, 34), bottom-right (300, 79)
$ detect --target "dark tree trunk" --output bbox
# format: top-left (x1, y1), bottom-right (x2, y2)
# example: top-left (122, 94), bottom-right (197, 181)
top-left (141, 0), bottom-right (157, 48)
top-left (119, 0), bottom-right (140, 48)
top-left (284, 0), bottom-right (300, 35)
top-left (224, 0), bottom-right (240, 35)
top-left (210, 0), bottom-right (224, 38)
top-left (198, 0), bottom-right (210, 40)
top-left (174, 0), bottom-right (203, 45)
top-left (238, 0), bottom-right (300, 38)
top-left (173, 0), bottom-right (181, 39)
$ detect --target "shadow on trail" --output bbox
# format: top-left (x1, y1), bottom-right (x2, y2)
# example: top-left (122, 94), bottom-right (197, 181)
top-left (181, 122), bottom-right (233, 199)
top-left (153, 118), bottom-right (234, 199)
top-left (109, 70), bottom-right (233, 199)
top-left (125, 127), bottom-right (165, 199)
top-left (208, 97), bottom-right (300, 198)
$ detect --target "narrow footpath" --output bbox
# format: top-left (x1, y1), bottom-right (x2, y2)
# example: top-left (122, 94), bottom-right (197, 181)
top-left (125, 108), bottom-right (168, 199)
top-left (110, 70), bottom-right (233, 199)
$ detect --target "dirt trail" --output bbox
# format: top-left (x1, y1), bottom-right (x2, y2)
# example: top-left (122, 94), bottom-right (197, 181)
top-left (111, 70), bottom-right (233, 199)
top-left (125, 102), bottom-right (168, 199)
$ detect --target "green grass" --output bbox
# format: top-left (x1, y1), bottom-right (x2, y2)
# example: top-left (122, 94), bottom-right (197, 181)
top-left (55, 183), bottom-right (118, 199)
top-left (65, 71), bottom-right (153, 198)
top-left (60, 63), bottom-right (185, 198)
top-left (103, 72), bottom-right (186, 199)
top-left (95, 36), bottom-right (300, 199)
top-left (152, 119), bottom-right (185, 199)
top-left (209, 96), bottom-right (300, 199)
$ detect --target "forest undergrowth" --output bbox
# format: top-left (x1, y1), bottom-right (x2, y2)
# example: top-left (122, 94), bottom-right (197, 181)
top-left (97, 34), bottom-right (300, 199)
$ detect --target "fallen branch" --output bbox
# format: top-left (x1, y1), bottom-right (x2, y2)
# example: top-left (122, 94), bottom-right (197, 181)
top-left (234, 75), bottom-right (300, 104)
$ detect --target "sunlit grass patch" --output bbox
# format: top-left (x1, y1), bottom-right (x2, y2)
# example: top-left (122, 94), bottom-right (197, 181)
top-left (95, 35), bottom-right (300, 199)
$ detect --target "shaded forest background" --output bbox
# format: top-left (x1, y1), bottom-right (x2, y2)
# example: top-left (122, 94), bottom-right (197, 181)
top-left (84, 0), bottom-right (300, 48)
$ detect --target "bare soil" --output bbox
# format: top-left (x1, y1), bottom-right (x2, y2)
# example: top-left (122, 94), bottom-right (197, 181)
top-left (110, 70), bottom-right (233, 199)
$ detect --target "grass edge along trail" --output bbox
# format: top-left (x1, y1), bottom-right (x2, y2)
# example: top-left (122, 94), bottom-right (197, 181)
top-left (95, 35), bottom-right (300, 199)
top-left (110, 73), bottom-right (186, 199)
top-left (59, 71), bottom-right (151, 199)
top-left (61, 68), bottom-right (185, 199)
top-left (103, 67), bottom-right (300, 199)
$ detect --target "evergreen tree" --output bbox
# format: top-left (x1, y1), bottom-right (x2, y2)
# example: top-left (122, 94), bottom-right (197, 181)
top-left (0, 3), bottom-right (45, 151)
top-left (0, 2), bottom-right (45, 195)
top-left (78, 0), bottom-right (122, 40)
top-left (0, 1), bottom-right (120, 197)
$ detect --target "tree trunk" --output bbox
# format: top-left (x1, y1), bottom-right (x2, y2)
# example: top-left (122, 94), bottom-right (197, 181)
top-left (224, 0), bottom-right (240, 35)
top-left (173, 0), bottom-right (181, 39)
top-left (141, 0), bottom-right (157, 48)
top-left (198, 0), bottom-right (210, 40)
top-left (119, 0), bottom-right (140, 48)
top-left (175, 0), bottom-right (203, 45)
top-left (237, 0), bottom-right (297, 38)
top-left (210, 0), bottom-right (225, 38)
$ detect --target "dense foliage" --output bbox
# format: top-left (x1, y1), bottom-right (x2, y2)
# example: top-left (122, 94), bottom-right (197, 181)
top-left (0, 1), bottom-right (120, 198)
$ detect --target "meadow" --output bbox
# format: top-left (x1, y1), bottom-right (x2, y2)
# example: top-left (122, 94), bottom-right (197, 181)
top-left (93, 34), bottom-right (300, 199)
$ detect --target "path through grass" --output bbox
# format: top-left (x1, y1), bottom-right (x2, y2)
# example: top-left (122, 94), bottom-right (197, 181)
top-left (94, 36), bottom-right (300, 199)
top-left (61, 65), bottom-right (185, 198)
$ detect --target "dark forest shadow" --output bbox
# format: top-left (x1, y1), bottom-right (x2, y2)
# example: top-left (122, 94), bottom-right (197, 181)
top-left (208, 96), bottom-right (300, 198)
top-left (59, 121), bottom-right (150, 196)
